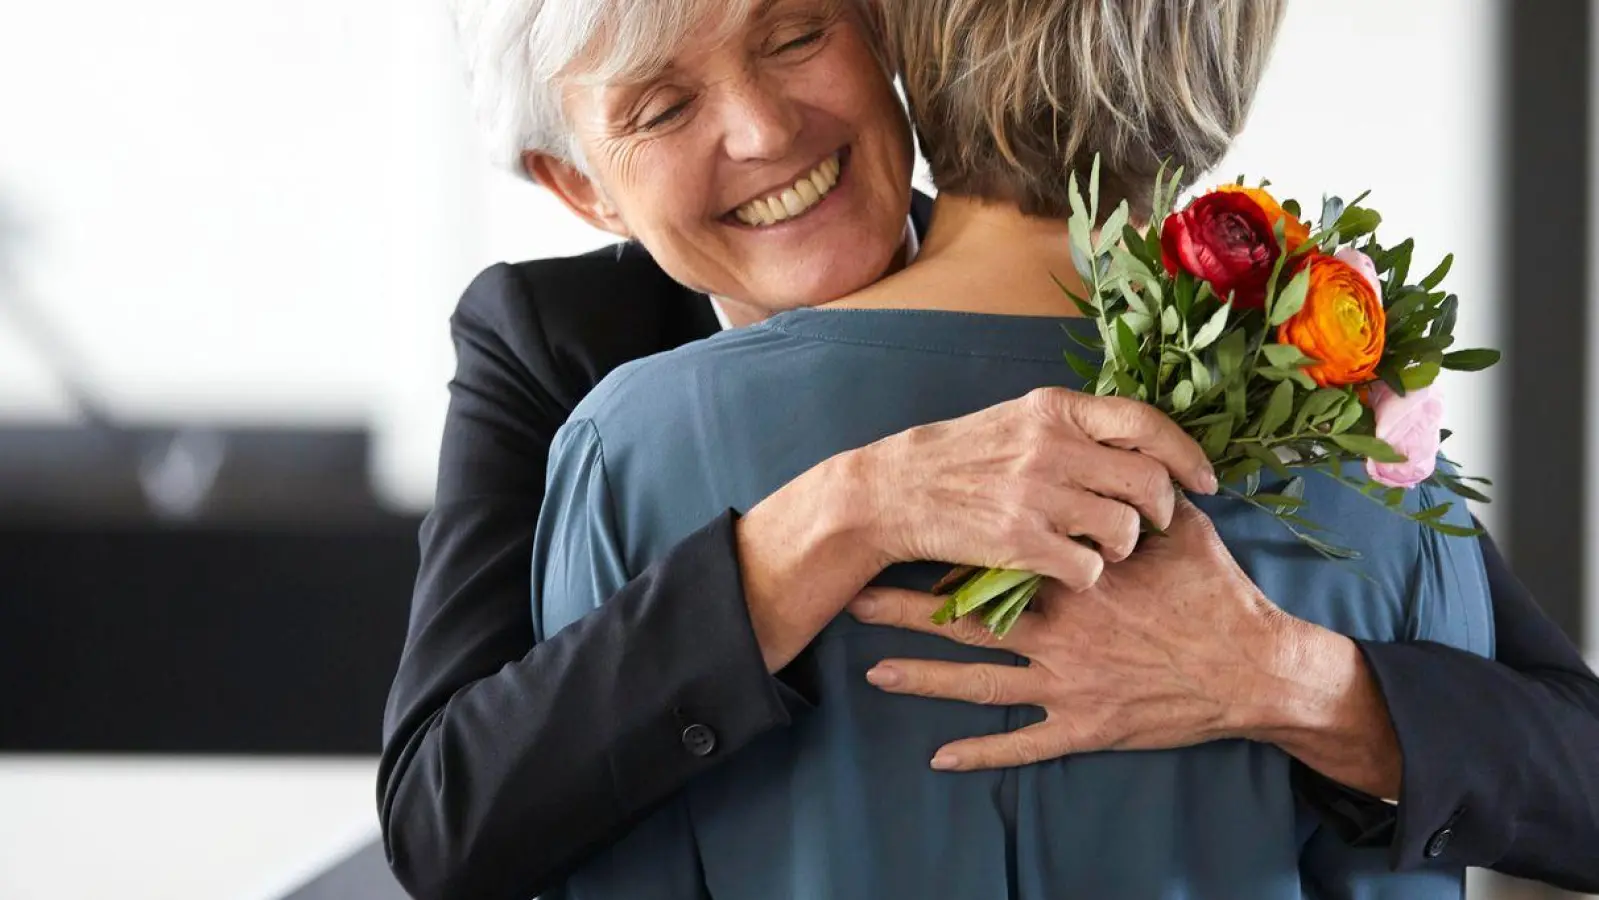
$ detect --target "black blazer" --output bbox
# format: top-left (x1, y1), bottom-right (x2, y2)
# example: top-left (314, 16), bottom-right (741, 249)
top-left (378, 201), bottom-right (1599, 900)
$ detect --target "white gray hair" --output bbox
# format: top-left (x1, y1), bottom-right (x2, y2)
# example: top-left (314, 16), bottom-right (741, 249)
top-left (449, 0), bottom-right (779, 176)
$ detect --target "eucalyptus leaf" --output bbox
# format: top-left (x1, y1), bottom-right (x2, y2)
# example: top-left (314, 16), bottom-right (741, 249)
top-left (1162, 306), bottom-right (1182, 336)
top-left (1191, 303), bottom-right (1230, 350)
top-left (1065, 351), bottom-right (1101, 383)
top-left (1269, 268), bottom-right (1311, 326)
top-left (1257, 380), bottom-right (1295, 438)
top-left (1400, 360), bottom-right (1442, 390)
top-left (1242, 442), bottom-right (1291, 479)
top-left (1119, 281), bottom-right (1150, 317)
top-left (1424, 521), bottom-right (1485, 539)
top-left (1190, 356), bottom-right (1213, 393)
top-left (1115, 317), bottom-right (1141, 366)
top-left (1420, 253), bottom-right (1454, 290)
top-left (1226, 377), bottom-right (1248, 424)
top-left (1294, 389), bottom-right (1346, 433)
top-left (1332, 434), bottom-right (1407, 463)
top-left (1216, 329), bottom-right (1247, 379)
top-left (1320, 196), bottom-right (1346, 232)
top-left (1097, 202), bottom-right (1130, 255)
top-left (1123, 311), bottom-right (1154, 335)
top-left (1202, 418), bottom-right (1235, 459)
top-left (1171, 380), bottom-right (1196, 412)
top-left (1441, 349), bottom-right (1501, 372)
top-left (1331, 395), bottom-right (1367, 434)
top-left (1221, 457), bottom-right (1263, 486)
top-left (1263, 343), bottom-right (1313, 369)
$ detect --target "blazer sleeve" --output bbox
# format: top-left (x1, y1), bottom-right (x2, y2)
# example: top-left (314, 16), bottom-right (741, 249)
top-left (376, 264), bottom-right (793, 900)
top-left (1300, 526), bottom-right (1599, 894)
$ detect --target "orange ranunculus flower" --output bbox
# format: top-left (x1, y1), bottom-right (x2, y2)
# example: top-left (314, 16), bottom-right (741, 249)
top-left (1277, 249), bottom-right (1387, 387)
top-left (1216, 184), bottom-right (1310, 250)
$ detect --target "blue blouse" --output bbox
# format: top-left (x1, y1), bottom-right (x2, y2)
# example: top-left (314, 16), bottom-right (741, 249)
top-left (533, 308), bottom-right (1493, 900)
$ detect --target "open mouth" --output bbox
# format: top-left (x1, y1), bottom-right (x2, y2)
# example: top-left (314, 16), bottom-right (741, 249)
top-left (725, 147), bottom-right (849, 229)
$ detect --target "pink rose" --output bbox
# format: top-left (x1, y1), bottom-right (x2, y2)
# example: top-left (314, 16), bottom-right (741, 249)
top-left (1334, 248), bottom-right (1383, 298)
top-left (1364, 382), bottom-right (1445, 489)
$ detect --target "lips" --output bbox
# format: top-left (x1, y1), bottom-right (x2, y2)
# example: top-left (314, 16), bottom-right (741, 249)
top-left (730, 151), bottom-right (844, 227)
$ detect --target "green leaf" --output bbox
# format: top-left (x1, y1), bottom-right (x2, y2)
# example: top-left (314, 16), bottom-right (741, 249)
top-left (1175, 270), bottom-right (1197, 319)
top-left (1065, 351), bottom-right (1100, 383)
top-left (1269, 268), bottom-right (1311, 325)
top-left (1242, 442), bottom-right (1291, 479)
top-left (1256, 380), bottom-right (1295, 438)
top-left (1441, 348), bottom-right (1501, 372)
top-left (1294, 389), bottom-right (1346, 433)
top-left (1226, 377), bottom-right (1248, 424)
top-left (1171, 380), bottom-right (1195, 412)
top-left (1252, 492), bottom-right (1307, 510)
top-left (1114, 317), bottom-right (1142, 366)
top-left (1400, 360), bottom-right (1442, 390)
top-left (1388, 238), bottom-right (1414, 291)
top-left (1320, 196), bottom-right (1346, 232)
top-left (1424, 520), bottom-right (1485, 539)
top-left (1113, 370), bottom-right (1142, 398)
top-left (949, 568), bottom-right (1036, 617)
top-left (1190, 303), bottom-right (1230, 350)
top-left (1162, 306), bottom-right (1181, 337)
top-left (1413, 502), bottom-right (1454, 523)
top-left (1202, 417), bottom-right (1236, 459)
top-left (1440, 477), bottom-right (1492, 504)
top-left (1331, 397), bottom-right (1367, 434)
top-left (1123, 224), bottom-right (1154, 269)
top-left (1384, 288), bottom-right (1430, 324)
top-left (1333, 207), bottom-right (1382, 241)
top-left (1420, 253), bottom-right (1454, 290)
top-left (1258, 367), bottom-right (1320, 390)
top-left (1215, 329), bottom-right (1247, 380)
top-left (1300, 533), bottom-right (1364, 560)
top-left (1088, 154), bottom-right (1102, 222)
top-left (1220, 457), bottom-right (1263, 486)
top-left (1263, 343), bottom-right (1313, 369)
top-left (1123, 311), bottom-right (1154, 335)
top-left (1283, 198), bottom-right (1301, 219)
top-left (1390, 334), bottom-right (1456, 359)
top-left (1381, 486), bottom-right (1406, 506)
top-left (1332, 434), bottom-right (1407, 463)
top-left (1432, 295), bottom-right (1459, 339)
top-left (1097, 201), bottom-right (1130, 255)
top-left (1190, 356), bottom-right (1213, 394)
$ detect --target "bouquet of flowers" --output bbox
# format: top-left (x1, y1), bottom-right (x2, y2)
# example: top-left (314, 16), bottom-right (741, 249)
top-left (934, 157), bottom-right (1501, 639)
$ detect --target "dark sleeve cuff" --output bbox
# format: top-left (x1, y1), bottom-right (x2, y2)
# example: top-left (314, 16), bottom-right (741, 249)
top-left (606, 509), bottom-right (809, 807)
top-left (1353, 639), bottom-right (1519, 873)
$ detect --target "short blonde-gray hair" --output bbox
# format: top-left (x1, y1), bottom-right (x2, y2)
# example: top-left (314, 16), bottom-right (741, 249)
top-left (449, 0), bottom-right (767, 174)
top-left (449, 0), bottom-right (872, 176)
top-left (882, 0), bottom-right (1285, 220)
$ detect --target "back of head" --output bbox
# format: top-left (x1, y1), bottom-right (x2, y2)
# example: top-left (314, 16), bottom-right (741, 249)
top-left (882, 0), bottom-right (1285, 221)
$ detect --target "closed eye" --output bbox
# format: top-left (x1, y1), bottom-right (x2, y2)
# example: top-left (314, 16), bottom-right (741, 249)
top-left (642, 98), bottom-right (693, 130)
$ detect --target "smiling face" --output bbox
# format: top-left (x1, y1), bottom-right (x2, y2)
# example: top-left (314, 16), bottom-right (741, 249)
top-left (532, 0), bottom-right (915, 316)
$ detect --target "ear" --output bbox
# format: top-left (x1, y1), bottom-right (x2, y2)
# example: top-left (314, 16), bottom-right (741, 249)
top-left (522, 151), bottom-right (631, 238)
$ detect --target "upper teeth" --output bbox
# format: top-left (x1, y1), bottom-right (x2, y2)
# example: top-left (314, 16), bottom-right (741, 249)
top-left (735, 154), bottom-right (842, 227)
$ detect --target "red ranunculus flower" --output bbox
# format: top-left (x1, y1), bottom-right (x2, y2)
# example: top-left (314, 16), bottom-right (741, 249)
top-left (1160, 190), bottom-right (1282, 308)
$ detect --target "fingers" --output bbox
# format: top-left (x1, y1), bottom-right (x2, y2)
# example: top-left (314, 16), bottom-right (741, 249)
top-left (1050, 444), bottom-right (1179, 534)
top-left (1028, 388), bottom-right (1217, 496)
top-left (848, 587), bottom-right (1043, 654)
top-left (928, 721), bottom-right (1070, 772)
top-left (864, 658), bottom-right (1043, 708)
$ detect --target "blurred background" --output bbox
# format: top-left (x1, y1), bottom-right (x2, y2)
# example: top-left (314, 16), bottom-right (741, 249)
top-left (0, 1), bottom-right (1590, 898)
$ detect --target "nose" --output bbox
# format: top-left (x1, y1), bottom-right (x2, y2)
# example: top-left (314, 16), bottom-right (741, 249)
top-left (718, 72), bottom-right (803, 162)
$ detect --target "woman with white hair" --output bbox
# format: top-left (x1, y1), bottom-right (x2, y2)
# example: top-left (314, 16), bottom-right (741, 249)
top-left (380, 0), bottom-right (1599, 897)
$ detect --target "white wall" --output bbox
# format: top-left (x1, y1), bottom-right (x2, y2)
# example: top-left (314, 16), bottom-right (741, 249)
top-left (0, 2), bottom-right (1510, 898)
top-left (0, 0), bottom-right (1503, 517)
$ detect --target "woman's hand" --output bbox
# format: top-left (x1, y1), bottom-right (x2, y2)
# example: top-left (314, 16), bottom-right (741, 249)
top-left (848, 495), bottom-right (1404, 799)
top-left (736, 387), bottom-right (1219, 673)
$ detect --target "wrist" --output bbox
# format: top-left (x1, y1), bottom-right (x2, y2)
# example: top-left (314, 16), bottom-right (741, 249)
top-left (1238, 613), bottom-right (1403, 798)
top-left (736, 450), bottom-right (888, 672)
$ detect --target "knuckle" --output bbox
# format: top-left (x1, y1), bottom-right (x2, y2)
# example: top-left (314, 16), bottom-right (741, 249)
top-left (973, 667), bottom-right (1005, 705)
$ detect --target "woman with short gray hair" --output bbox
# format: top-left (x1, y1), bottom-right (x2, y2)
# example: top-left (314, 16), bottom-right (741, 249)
top-left (380, 0), bottom-right (1599, 896)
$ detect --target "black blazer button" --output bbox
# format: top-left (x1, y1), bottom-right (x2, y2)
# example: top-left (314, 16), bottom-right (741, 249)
top-left (1424, 827), bottom-right (1453, 859)
top-left (682, 724), bottom-right (718, 757)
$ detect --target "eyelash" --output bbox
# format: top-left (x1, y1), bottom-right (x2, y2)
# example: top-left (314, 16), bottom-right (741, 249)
top-left (634, 26), bottom-right (829, 130)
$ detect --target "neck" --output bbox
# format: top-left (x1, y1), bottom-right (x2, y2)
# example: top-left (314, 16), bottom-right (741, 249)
top-left (828, 194), bottom-right (1090, 317)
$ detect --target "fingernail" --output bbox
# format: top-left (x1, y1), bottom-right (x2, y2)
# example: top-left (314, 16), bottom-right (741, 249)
top-left (865, 664), bottom-right (901, 688)
top-left (930, 751), bottom-right (960, 770)
top-left (1197, 466), bottom-right (1219, 495)
top-left (849, 597), bottom-right (879, 620)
